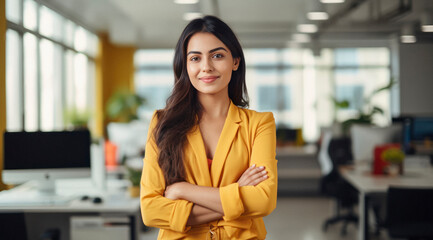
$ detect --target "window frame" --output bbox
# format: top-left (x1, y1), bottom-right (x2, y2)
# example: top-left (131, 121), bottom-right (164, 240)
top-left (5, 0), bottom-right (97, 132)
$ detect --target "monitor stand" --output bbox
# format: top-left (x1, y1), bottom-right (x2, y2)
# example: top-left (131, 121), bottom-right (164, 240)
top-left (37, 174), bottom-right (56, 196)
top-left (29, 174), bottom-right (77, 205)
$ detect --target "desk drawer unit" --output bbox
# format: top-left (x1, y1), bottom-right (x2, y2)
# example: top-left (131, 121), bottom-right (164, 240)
top-left (70, 216), bottom-right (130, 240)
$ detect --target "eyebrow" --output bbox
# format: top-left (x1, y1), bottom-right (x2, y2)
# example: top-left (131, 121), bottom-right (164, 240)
top-left (187, 47), bottom-right (228, 56)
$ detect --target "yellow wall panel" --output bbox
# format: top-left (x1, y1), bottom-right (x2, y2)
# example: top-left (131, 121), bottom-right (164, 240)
top-left (95, 34), bottom-right (135, 138)
top-left (0, 0), bottom-right (8, 190)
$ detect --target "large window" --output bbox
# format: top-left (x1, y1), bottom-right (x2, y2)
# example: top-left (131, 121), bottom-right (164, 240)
top-left (332, 48), bottom-right (391, 126)
top-left (244, 48), bottom-right (305, 130)
top-left (134, 47), bottom-right (391, 142)
top-left (5, 0), bottom-right (98, 132)
top-left (134, 49), bottom-right (174, 120)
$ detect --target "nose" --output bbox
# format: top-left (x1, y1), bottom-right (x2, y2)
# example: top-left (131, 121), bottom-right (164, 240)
top-left (201, 58), bottom-right (214, 72)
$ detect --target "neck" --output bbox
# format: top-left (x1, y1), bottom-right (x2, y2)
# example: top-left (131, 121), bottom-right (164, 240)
top-left (198, 92), bottom-right (230, 119)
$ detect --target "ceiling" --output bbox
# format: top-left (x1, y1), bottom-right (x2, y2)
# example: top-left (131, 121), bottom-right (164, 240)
top-left (39, 0), bottom-right (433, 49)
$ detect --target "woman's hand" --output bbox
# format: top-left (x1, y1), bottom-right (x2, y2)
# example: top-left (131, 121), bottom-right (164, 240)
top-left (165, 182), bottom-right (189, 200)
top-left (237, 164), bottom-right (268, 187)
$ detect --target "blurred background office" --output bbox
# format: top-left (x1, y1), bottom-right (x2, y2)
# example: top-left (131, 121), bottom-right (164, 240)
top-left (1, 0), bottom-right (433, 240)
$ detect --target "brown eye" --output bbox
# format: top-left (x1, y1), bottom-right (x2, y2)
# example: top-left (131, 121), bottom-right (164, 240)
top-left (213, 53), bottom-right (223, 59)
top-left (190, 56), bottom-right (200, 62)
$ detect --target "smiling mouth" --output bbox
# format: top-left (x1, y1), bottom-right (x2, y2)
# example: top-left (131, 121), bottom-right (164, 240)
top-left (199, 76), bottom-right (219, 83)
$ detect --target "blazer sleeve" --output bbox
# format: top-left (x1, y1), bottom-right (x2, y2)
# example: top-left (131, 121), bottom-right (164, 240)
top-left (140, 112), bottom-right (194, 232)
top-left (219, 112), bottom-right (278, 221)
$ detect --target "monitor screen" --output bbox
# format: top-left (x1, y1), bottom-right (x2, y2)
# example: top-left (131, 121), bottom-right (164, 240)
top-left (412, 117), bottom-right (433, 141)
top-left (4, 130), bottom-right (91, 170)
top-left (397, 116), bottom-right (433, 154)
top-left (3, 130), bottom-right (91, 186)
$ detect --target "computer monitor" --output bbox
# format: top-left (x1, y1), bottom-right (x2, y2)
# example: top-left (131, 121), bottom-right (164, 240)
top-left (350, 124), bottom-right (402, 162)
top-left (3, 130), bottom-right (91, 195)
top-left (412, 117), bottom-right (433, 141)
top-left (399, 117), bottom-right (433, 155)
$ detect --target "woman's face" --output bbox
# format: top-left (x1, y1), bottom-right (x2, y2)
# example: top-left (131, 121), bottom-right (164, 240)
top-left (186, 32), bottom-right (239, 96)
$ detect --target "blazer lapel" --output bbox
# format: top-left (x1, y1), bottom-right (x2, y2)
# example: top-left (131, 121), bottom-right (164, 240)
top-left (186, 125), bottom-right (212, 186)
top-left (211, 102), bottom-right (241, 186)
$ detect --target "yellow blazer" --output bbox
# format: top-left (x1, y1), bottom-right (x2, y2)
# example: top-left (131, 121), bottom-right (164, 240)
top-left (140, 101), bottom-right (278, 240)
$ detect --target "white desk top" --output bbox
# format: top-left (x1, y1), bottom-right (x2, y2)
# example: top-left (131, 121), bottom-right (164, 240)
top-left (342, 157), bottom-right (433, 240)
top-left (341, 160), bottom-right (433, 194)
top-left (276, 145), bottom-right (317, 158)
top-left (0, 178), bottom-right (140, 213)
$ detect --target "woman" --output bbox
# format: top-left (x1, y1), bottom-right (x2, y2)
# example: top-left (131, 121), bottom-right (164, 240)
top-left (140, 15), bottom-right (277, 240)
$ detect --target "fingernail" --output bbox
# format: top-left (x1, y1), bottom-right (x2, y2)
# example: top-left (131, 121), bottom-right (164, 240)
top-left (259, 166), bottom-right (264, 169)
top-left (252, 164), bottom-right (256, 168)
top-left (262, 170), bottom-right (267, 174)
top-left (263, 175), bottom-right (268, 178)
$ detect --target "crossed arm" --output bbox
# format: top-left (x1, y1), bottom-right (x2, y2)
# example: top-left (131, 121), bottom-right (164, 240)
top-left (140, 112), bottom-right (277, 231)
top-left (164, 164), bottom-right (269, 225)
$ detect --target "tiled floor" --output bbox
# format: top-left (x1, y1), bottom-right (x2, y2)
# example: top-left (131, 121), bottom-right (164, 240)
top-left (141, 197), bottom-right (391, 240)
top-left (264, 197), bottom-right (358, 240)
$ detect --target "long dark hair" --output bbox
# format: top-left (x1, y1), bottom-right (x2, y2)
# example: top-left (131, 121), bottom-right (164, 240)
top-left (153, 16), bottom-right (249, 186)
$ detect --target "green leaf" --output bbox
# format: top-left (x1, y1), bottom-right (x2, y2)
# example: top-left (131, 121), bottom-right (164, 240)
top-left (331, 96), bottom-right (350, 109)
top-left (382, 148), bottom-right (405, 164)
top-left (127, 167), bottom-right (142, 186)
top-left (64, 108), bottom-right (91, 128)
top-left (372, 106), bottom-right (384, 115)
top-left (105, 89), bottom-right (146, 122)
top-left (371, 78), bottom-right (397, 96)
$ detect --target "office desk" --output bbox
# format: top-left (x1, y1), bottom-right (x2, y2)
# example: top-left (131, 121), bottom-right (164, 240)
top-left (277, 145), bottom-right (319, 178)
top-left (276, 144), bottom-right (317, 157)
top-left (340, 161), bottom-right (433, 240)
top-left (0, 178), bottom-right (142, 240)
top-left (276, 145), bottom-right (321, 194)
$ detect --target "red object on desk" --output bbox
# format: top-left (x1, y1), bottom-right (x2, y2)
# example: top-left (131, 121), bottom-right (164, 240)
top-left (373, 143), bottom-right (401, 175)
top-left (105, 140), bottom-right (118, 167)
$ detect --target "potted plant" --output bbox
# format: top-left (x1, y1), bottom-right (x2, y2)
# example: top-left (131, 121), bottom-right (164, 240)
top-left (64, 107), bottom-right (91, 130)
top-left (125, 158), bottom-right (143, 197)
top-left (332, 78), bottom-right (397, 135)
top-left (382, 148), bottom-right (405, 176)
top-left (106, 89), bottom-right (146, 123)
top-left (105, 89), bottom-right (148, 164)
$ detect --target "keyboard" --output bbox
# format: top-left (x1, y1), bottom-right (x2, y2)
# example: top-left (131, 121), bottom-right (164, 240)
top-left (0, 183), bottom-right (77, 207)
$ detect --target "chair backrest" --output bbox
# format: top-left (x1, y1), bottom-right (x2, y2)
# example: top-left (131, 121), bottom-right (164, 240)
top-left (318, 131), bottom-right (333, 176)
top-left (319, 133), bottom-right (356, 202)
top-left (328, 137), bottom-right (353, 167)
top-left (386, 187), bottom-right (433, 238)
top-left (0, 212), bottom-right (28, 240)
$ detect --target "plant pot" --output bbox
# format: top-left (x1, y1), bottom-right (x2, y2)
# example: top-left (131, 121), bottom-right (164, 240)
top-left (387, 164), bottom-right (399, 176)
top-left (129, 186), bottom-right (140, 198)
top-left (385, 163), bottom-right (403, 176)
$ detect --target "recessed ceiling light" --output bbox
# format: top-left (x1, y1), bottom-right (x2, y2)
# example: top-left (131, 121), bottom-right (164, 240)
top-left (174, 0), bottom-right (199, 4)
top-left (297, 24), bottom-right (318, 33)
top-left (307, 12), bottom-right (329, 20)
top-left (421, 12), bottom-right (433, 32)
top-left (293, 33), bottom-right (311, 43)
top-left (422, 25), bottom-right (433, 32)
top-left (400, 35), bottom-right (416, 43)
top-left (400, 23), bottom-right (416, 43)
top-left (183, 12), bottom-right (204, 21)
top-left (320, 0), bottom-right (345, 3)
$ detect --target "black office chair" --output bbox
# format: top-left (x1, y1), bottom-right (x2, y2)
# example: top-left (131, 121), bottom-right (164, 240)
top-left (0, 212), bottom-right (28, 240)
top-left (320, 136), bottom-right (359, 236)
top-left (385, 186), bottom-right (433, 240)
top-left (0, 212), bottom-right (60, 240)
